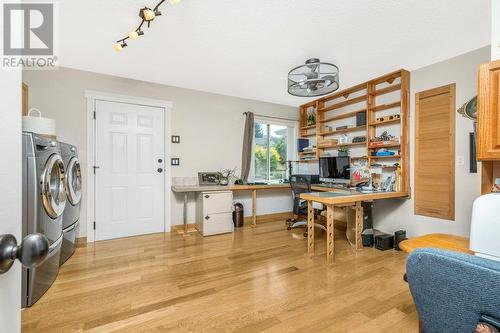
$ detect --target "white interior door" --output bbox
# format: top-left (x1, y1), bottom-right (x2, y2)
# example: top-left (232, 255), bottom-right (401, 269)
top-left (0, 65), bottom-right (22, 331)
top-left (95, 100), bottom-right (165, 241)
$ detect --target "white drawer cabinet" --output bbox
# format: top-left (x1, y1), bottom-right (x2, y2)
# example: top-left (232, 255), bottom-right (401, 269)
top-left (195, 191), bottom-right (234, 236)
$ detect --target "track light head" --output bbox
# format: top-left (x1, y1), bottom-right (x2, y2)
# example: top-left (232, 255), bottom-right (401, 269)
top-left (113, 43), bottom-right (123, 52)
top-left (154, 9), bottom-right (162, 16)
top-left (140, 7), bottom-right (155, 21)
top-left (128, 31), bottom-right (139, 40)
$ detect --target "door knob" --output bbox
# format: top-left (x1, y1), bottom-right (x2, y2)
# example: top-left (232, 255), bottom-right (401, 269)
top-left (157, 168), bottom-right (163, 173)
top-left (0, 233), bottom-right (49, 274)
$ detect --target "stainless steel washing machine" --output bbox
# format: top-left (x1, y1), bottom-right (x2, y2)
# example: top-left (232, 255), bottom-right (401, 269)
top-left (60, 142), bottom-right (82, 265)
top-left (22, 132), bottom-right (66, 307)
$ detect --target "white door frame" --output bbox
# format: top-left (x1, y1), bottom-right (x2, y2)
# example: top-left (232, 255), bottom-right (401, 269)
top-left (85, 91), bottom-right (173, 243)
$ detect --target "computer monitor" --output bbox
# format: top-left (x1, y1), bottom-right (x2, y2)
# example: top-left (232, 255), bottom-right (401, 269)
top-left (319, 156), bottom-right (351, 184)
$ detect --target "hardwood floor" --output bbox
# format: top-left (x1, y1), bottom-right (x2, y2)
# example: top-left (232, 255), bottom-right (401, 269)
top-left (22, 219), bottom-right (418, 333)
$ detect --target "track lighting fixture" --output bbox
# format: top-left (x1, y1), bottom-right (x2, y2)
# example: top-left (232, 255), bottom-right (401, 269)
top-left (113, 40), bottom-right (128, 52)
top-left (128, 31), bottom-right (139, 40)
top-left (113, 0), bottom-right (183, 51)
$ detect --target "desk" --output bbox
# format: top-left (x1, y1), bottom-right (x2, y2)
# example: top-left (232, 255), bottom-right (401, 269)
top-left (300, 190), bottom-right (409, 265)
top-left (399, 233), bottom-right (473, 254)
top-left (171, 184), bottom-right (290, 233)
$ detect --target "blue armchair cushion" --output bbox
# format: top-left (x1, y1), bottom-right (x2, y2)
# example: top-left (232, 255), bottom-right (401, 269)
top-left (406, 248), bottom-right (500, 333)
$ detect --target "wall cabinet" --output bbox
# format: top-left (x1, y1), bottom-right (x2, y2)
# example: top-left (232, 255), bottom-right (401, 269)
top-left (195, 191), bottom-right (234, 236)
top-left (477, 60), bottom-right (500, 160)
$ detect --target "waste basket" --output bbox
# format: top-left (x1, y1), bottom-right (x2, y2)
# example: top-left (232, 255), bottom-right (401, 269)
top-left (233, 203), bottom-right (244, 228)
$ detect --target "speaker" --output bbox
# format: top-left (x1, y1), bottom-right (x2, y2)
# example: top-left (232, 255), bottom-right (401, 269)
top-left (394, 230), bottom-right (407, 251)
top-left (356, 111), bottom-right (367, 127)
top-left (297, 138), bottom-right (309, 152)
top-left (375, 233), bottom-right (394, 251)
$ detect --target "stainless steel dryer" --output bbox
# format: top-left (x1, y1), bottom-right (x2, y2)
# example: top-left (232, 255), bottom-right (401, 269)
top-left (22, 132), bottom-right (66, 307)
top-left (60, 142), bottom-right (82, 265)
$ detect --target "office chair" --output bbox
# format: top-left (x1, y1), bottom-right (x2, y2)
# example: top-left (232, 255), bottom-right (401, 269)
top-left (406, 248), bottom-right (500, 333)
top-left (286, 175), bottom-right (327, 236)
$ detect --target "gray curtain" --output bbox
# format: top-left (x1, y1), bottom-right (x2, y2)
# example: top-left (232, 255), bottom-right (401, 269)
top-left (241, 112), bottom-right (254, 183)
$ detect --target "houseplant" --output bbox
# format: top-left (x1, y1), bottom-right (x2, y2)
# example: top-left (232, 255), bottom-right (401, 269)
top-left (217, 167), bottom-right (238, 186)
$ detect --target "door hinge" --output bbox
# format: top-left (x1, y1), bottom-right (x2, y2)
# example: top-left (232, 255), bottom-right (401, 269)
top-left (93, 221), bottom-right (96, 230)
top-left (93, 111), bottom-right (96, 119)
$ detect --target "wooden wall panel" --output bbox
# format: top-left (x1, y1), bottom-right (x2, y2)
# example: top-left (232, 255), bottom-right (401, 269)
top-left (415, 84), bottom-right (456, 221)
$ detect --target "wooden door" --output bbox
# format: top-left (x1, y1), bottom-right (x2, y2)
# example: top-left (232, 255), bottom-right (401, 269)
top-left (415, 84), bottom-right (456, 220)
top-left (95, 100), bottom-right (165, 241)
top-left (477, 60), bottom-right (500, 160)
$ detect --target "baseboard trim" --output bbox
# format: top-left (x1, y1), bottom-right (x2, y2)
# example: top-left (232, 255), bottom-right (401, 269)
top-left (170, 212), bottom-right (294, 232)
top-left (243, 211), bottom-right (293, 224)
top-left (76, 237), bottom-right (87, 248)
top-left (170, 224), bottom-right (197, 233)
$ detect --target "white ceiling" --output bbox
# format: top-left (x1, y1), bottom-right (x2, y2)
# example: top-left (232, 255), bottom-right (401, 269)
top-left (58, 0), bottom-right (491, 106)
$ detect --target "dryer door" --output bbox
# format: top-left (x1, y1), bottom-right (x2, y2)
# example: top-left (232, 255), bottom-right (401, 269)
top-left (42, 154), bottom-right (67, 218)
top-left (65, 157), bottom-right (82, 206)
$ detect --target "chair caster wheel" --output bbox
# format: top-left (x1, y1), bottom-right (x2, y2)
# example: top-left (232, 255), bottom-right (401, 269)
top-left (287, 226), bottom-right (292, 231)
top-left (303, 232), bottom-right (308, 238)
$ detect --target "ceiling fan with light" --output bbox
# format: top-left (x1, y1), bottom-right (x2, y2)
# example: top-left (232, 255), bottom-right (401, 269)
top-left (113, 0), bottom-right (182, 52)
top-left (287, 58), bottom-right (339, 97)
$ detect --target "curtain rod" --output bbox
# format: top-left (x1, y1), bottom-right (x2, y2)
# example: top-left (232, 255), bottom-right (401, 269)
top-left (243, 112), bottom-right (298, 122)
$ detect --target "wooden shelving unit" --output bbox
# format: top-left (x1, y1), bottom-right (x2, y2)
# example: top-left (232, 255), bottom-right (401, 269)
top-left (297, 69), bottom-right (410, 193)
top-left (369, 118), bottom-right (401, 126)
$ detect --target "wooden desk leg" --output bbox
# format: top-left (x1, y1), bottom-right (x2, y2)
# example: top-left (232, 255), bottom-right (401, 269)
top-left (307, 200), bottom-right (314, 257)
top-left (251, 189), bottom-right (257, 227)
top-left (355, 201), bottom-right (363, 250)
top-left (326, 204), bottom-right (334, 265)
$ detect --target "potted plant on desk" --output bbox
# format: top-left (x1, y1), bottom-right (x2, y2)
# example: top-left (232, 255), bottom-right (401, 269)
top-left (217, 168), bottom-right (238, 186)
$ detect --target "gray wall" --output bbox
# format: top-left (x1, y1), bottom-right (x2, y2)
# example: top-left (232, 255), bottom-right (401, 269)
top-left (23, 67), bottom-right (297, 237)
top-left (374, 46), bottom-right (490, 237)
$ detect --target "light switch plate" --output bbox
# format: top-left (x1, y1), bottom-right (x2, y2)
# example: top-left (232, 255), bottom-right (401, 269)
top-left (171, 135), bottom-right (180, 144)
top-left (171, 158), bottom-right (180, 166)
top-left (456, 155), bottom-right (465, 166)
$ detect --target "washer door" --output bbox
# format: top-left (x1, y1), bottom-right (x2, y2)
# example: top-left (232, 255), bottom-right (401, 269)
top-left (42, 153), bottom-right (67, 218)
top-left (65, 157), bottom-right (82, 206)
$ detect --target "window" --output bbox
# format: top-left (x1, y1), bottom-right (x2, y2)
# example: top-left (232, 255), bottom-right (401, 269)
top-left (252, 117), bottom-right (297, 183)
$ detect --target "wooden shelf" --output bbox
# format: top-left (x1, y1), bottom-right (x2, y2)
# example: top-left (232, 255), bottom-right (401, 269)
top-left (370, 165), bottom-right (398, 169)
top-left (368, 143), bottom-right (400, 149)
top-left (319, 109), bottom-right (366, 123)
top-left (320, 142), bottom-right (367, 149)
top-left (369, 101), bottom-right (401, 112)
top-left (319, 125), bottom-right (366, 136)
top-left (370, 155), bottom-right (401, 159)
top-left (371, 84), bottom-right (401, 96)
top-left (369, 118), bottom-right (401, 126)
top-left (300, 125), bottom-right (316, 130)
top-left (300, 132), bottom-right (316, 138)
top-left (319, 95), bottom-right (367, 113)
top-left (320, 82), bottom-right (367, 103)
top-left (299, 159), bottom-right (318, 163)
